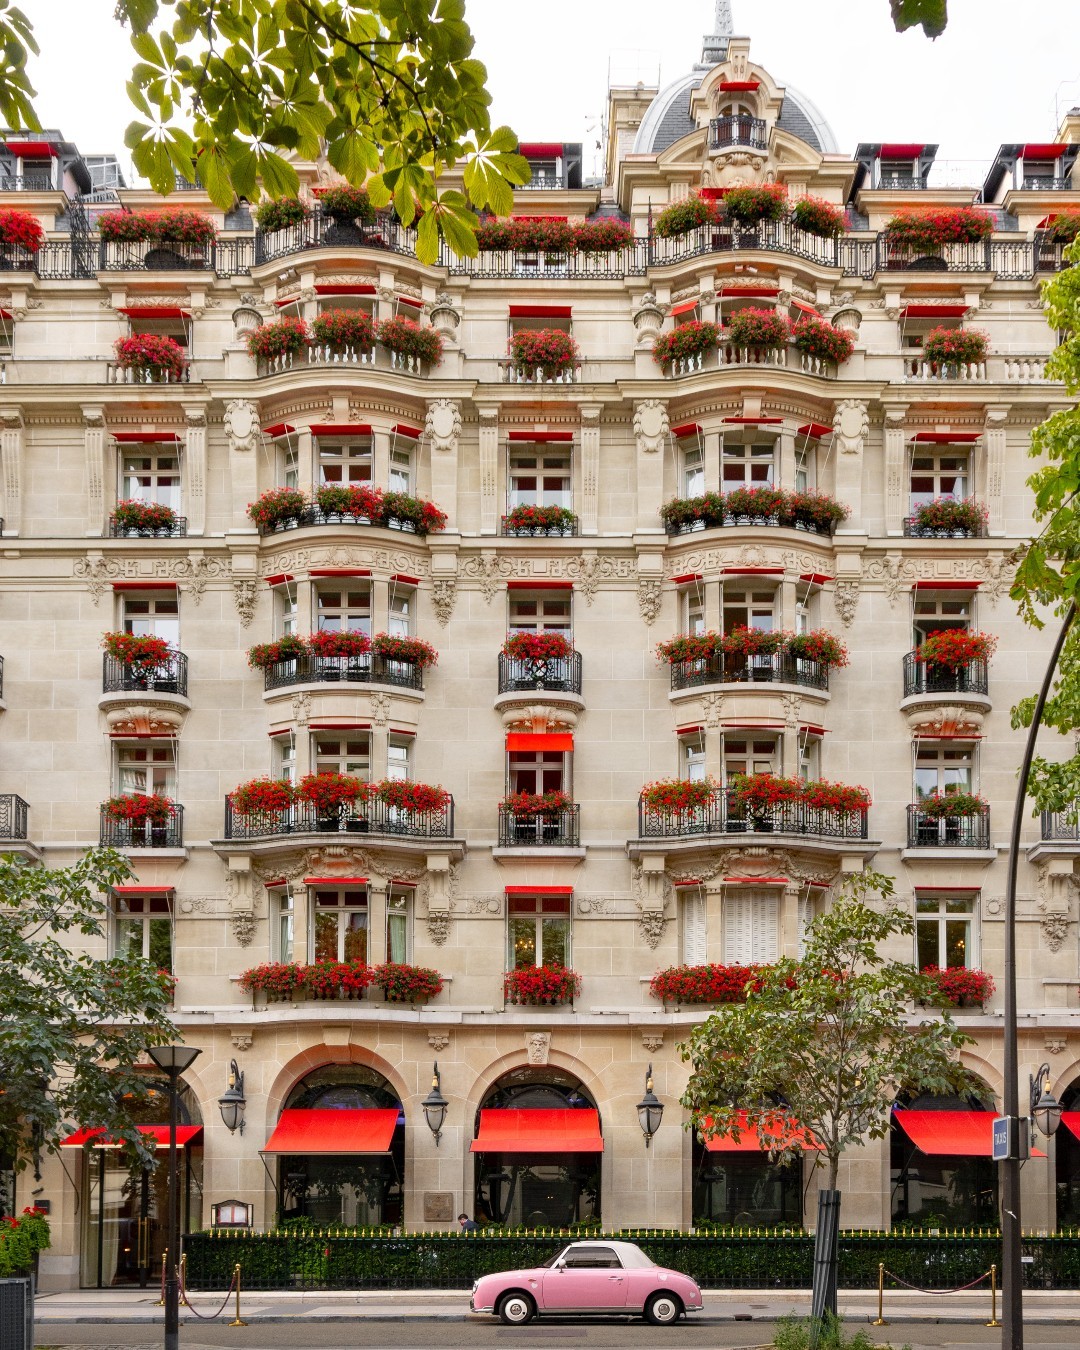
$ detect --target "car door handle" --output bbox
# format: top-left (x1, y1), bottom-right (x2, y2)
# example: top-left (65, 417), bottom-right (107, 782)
top-left (608, 1275), bottom-right (623, 1281)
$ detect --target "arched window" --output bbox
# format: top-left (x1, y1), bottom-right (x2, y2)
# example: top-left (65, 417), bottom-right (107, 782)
top-left (890, 1085), bottom-right (998, 1228)
top-left (1055, 1077), bottom-right (1080, 1225)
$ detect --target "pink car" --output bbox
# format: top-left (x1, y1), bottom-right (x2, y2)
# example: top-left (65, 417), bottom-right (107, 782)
top-left (469, 1239), bottom-right (703, 1326)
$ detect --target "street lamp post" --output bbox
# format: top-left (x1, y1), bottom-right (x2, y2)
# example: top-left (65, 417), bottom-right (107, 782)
top-left (636, 1064), bottom-right (664, 1146)
top-left (147, 1045), bottom-right (201, 1350)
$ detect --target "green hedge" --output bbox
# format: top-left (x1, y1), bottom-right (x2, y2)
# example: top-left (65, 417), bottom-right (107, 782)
top-left (183, 1228), bottom-right (1080, 1291)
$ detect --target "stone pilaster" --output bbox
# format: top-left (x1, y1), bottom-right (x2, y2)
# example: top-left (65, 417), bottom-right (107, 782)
top-left (0, 406), bottom-right (23, 537)
top-left (984, 407), bottom-right (1008, 537)
top-left (183, 404), bottom-right (208, 536)
top-left (633, 399), bottom-right (668, 531)
top-left (82, 405), bottom-right (107, 537)
top-left (222, 399), bottom-right (261, 532)
top-left (883, 405), bottom-right (908, 536)
top-left (831, 399), bottom-right (869, 531)
top-left (579, 404), bottom-right (602, 535)
top-left (425, 399), bottom-right (461, 531)
top-left (477, 405), bottom-right (500, 535)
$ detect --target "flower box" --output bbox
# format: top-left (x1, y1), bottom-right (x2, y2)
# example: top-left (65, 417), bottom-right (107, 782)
top-left (723, 484), bottom-right (786, 522)
top-left (655, 632), bottom-right (722, 663)
top-left (98, 208), bottom-right (217, 246)
top-left (504, 504), bottom-right (576, 534)
top-left (111, 499), bottom-right (179, 535)
top-left (311, 308), bottom-right (375, 353)
top-left (508, 327), bottom-right (580, 378)
top-left (785, 630), bottom-right (849, 668)
top-left (783, 490), bottom-right (850, 533)
top-left (659, 491), bottom-right (726, 531)
top-left (502, 632), bottom-right (573, 662)
top-left (791, 318), bottom-right (855, 365)
top-left (921, 326), bottom-right (989, 368)
top-left (640, 777), bottom-right (721, 813)
top-left (239, 961), bottom-right (306, 999)
top-left (230, 777), bottom-right (296, 814)
top-left (377, 316), bottom-right (443, 366)
top-left (101, 632), bottom-right (173, 669)
top-left (247, 487), bottom-right (308, 530)
top-left (728, 773), bottom-right (805, 814)
top-left (652, 321), bottom-right (720, 367)
top-left (791, 196), bottom-right (846, 239)
top-left (379, 491), bottom-right (447, 534)
top-left (0, 208), bottom-right (44, 251)
top-left (653, 194), bottom-right (718, 238)
top-left (315, 482), bottom-right (382, 520)
top-left (501, 789), bottom-right (572, 817)
top-left (572, 218), bottom-right (633, 252)
top-left (723, 183), bottom-right (787, 225)
top-left (649, 963), bottom-right (763, 1005)
top-left (296, 773), bottom-right (369, 819)
top-left (246, 635), bottom-right (306, 670)
top-left (916, 630), bottom-right (997, 668)
top-left (886, 207), bottom-right (993, 249)
top-left (372, 961), bottom-right (444, 1003)
top-left (916, 790), bottom-right (987, 819)
top-left (101, 792), bottom-right (174, 826)
top-left (317, 185), bottom-right (376, 223)
top-left (910, 497), bottom-right (988, 537)
top-left (1047, 214), bottom-right (1080, 243)
top-left (302, 960), bottom-right (372, 1000)
top-left (246, 317), bottom-right (309, 361)
top-left (725, 307), bottom-right (790, 350)
top-left (308, 629), bottom-right (372, 659)
top-left (504, 963), bottom-right (580, 1006)
top-left (370, 634), bottom-right (439, 667)
top-left (660, 489), bottom-right (848, 536)
top-left (920, 965), bottom-right (995, 1009)
top-left (368, 778), bottom-right (450, 812)
top-left (721, 625), bottom-right (785, 658)
top-left (800, 780), bottom-right (872, 813)
top-left (113, 334), bottom-right (185, 381)
top-left (254, 197), bottom-right (311, 232)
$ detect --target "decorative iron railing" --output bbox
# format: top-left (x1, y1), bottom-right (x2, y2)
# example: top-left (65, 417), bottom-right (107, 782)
top-left (254, 210), bottom-right (419, 265)
top-left (0, 793), bottom-right (28, 840)
top-left (255, 506), bottom-right (427, 536)
top-left (262, 651), bottom-right (425, 693)
top-left (499, 515), bottom-right (579, 537)
top-left (102, 652), bottom-right (188, 697)
top-left (906, 804), bottom-right (990, 849)
top-left (224, 795), bottom-right (454, 841)
top-left (637, 790), bottom-right (868, 841)
top-left (108, 514), bottom-right (188, 538)
top-left (669, 651), bottom-right (828, 692)
top-left (99, 239), bottom-right (217, 272)
top-left (902, 652), bottom-right (989, 698)
top-left (497, 651), bottom-right (582, 695)
top-left (664, 507), bottom-right (835, 537)
top-left (498, 805), bottom-right (580, 847)
top-left (1039, 811), bottom-right (1080, 842)
top-left (902, 517), bottom-right (987, 539)
top-left (709, 114), bottom-right (768, 150)
top-left (99, 803), bottom-right (184, 849)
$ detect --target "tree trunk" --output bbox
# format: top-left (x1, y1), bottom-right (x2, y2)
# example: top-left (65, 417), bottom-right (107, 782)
top-left (810, 1187), bottom-right (841, 1325)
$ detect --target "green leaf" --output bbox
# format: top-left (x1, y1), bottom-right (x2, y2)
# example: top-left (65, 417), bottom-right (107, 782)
top-left (890, 0), bottom-right (948, 37)
top-left (415, 206), bottom-right (439, 266)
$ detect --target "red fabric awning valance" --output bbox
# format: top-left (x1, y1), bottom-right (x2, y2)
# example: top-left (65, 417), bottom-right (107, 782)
top-left (505, 885), bottom-right (574, 895)
top-left (723, 416), bottom-right (783, 425)
top-left (111, 431), bottom-right (181, 443)
top-left (509, 304), bottom-right (572, 318)
top-left (791, 299), bottom-right (822, 317)
top-left (471, 1108), bottom-right (603, 1153)
top-left (701, 1111), bottom-right (823, 1153)
top-left (880, 143), bottom-right (925, 157)
top-left (671, 422), bottom-right (701, 439)
top-left (671, 299), bottom-right (700, 316)
top-left (721, 286), bottom-right (779, 298)
top-left (5, 140), bottom-right (57, 158)
top-left (118, 306), bottom-right (190, 319)
top-left (1021, 144), bottom-right (1065, 160)
top-left (314, 283), bottom-right (376, 295)
top-left (719, 80), bottom-right (760, 91)
top-left (262, 423), bottom-right (295, 438)
top-left (506, 579), bottom-right (573, 590)
top-left (308, 423), bottom-right (372, 436)
top-left (507, 430), bottom-right (574, 442)
top-left (61, 1125), bottom-right (202, 1149)
top-left (797, 422), bottom-right (833, 440)
top-left (506, 732), bottom-right (573, 751)
top-left (113, 885), bottom-right (174, 896)
top-left (518, 143), bottom-right (563, 158)
top-left (902, 304), bottom-right (969, 318)
top-left (893, 1110), bottom-right (1045, 1158)
top-left (391, 424), bottom-right (423, 439)
top-left (1060, 1112), bottom-right (1080, 1142)
top-left (262, 1109), bottom-right (398, 1155)
top-left (909, 432), bottom-right (982, 443)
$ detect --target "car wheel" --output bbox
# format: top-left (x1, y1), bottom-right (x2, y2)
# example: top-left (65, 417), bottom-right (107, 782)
top-left (644, 1292), bottom-right (683, 1326)
top-left (498, 1292), bottom-right (536, 1326)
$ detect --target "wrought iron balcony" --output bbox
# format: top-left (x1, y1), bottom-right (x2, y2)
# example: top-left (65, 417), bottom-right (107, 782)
top-left (100, 803), bottom-right (184, 849)
top-left (224, 795), bottom-right (454, 841)
top-left (637, 790), bottom-right (868, 842)
top-left (0, 174), bottom-right (53, 192)
top-left (498, 804), bottom-right (580, 847)
top-left (262, 651), bottom-right (425, 693)
top-left (902, 517), bottom-right (987, 539)
top-left (663, 504), bottom-right (837, 537)
top-left (875, 174), bottom-right (925, 190)
top-left (99, 239), bottom-right (216, 272)
top-left (499, 514), bottom-right (579, 537)
top-left (669, 651), bottom-right (828, 693)
top-left (879, 236), bottom-right (991, 272)
top-left (902, 652), bottom-right (988, 698)
top-left (253, 209), bottom-right (418, 265)
top-left (906, 804), bottom-right (990, 849)
top-left (255, 505), bottom-right (428, 536)
top-left (709, 114), bottom-right (768, 151)
top-left (108, 514), bottom-right (188, 538)
top-left (102, 652), bottom-right (188, 698)
top-left (0, 241), bottom-right (36, 272)
top-left (1040, 811), bottom-right (1080, 842)
top-left (0, 793), bottom-right (28, 840)
top-left (498, 651), bottom-right (583, 695)
top-left (1020, 176), bottom-right (1071, 190)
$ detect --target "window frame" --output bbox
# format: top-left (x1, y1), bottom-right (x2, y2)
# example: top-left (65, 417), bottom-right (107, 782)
top-left (507, 445), bottom-right (573, 512)
top-left (507, 589), bottom-right (573, 638)
top-left (312, 731), bottom-right (371, 779)
top-left (112, 891), bottom-right (174, 973)
top-left (722, 887), bottom-right (780, 965)
top-left (115, 741), bottom-right (177, 798)
top-left (915, 892), bottom-right (978, 970)
top-left (506, 893), bottom-right (572, 969)
top-left (315, 581), bottom-right (372, 635)
top-left (311, 886), bottom-right (370, 964)
top-left (120, 445), bottom-right (181, 511)
top-left (316, 435), bottom-right (373, 486)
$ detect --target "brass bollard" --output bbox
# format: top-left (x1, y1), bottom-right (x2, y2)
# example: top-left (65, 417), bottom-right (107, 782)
top-left (872, 1262), bottom-right (888, 1325)
top-left (986, 1264), bottom-right (1001, 1328)
top-left (180, 1251), bottom-right (187, 1305)
top-left (229, 1262), bottom-right (248, 1327)
top-left (156, 1249), bottom-right (167, 1306)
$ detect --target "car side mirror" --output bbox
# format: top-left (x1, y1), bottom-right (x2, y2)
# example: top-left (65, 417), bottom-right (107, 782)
top-left (555, 1258), bottom-right (567, 1269)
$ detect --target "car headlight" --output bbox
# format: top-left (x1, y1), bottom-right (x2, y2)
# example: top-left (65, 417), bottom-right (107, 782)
top-left (471, 1279), bottom-right (479, 1292)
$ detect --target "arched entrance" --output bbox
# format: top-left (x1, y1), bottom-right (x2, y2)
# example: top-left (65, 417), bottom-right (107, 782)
top-left (267, 1064), bottom-right (404, 1226)
top-left (890, 1085), bottom-right (998, 1227)
top-left (471, 1067), bottom-right (601, 1228)
top-left (691, 1114), bottom-right (807, 1226)
top-left (69, 1075), bottom-right (203, 1288)
top-left (1054, 1077), bottom-right (1080, 1224)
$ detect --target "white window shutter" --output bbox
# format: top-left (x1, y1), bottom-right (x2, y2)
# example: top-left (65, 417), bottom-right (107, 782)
top-left (751, 892), bottom-right (780, 964)
top-left (723, 893), bottom-right (752, 964)
top-left (681, 889), bottom-right (707, 964)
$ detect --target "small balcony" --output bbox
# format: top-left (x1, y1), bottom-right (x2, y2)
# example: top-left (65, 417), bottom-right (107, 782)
top-left (103, 652), bottom-right (189, 698)
top-left (253, 209), bottom-right (417, 265)
top-left (99, 239), bottom-right (216, 272)
top-left (1020, 176), bottom-right (1071, 190)
top-left (0, 174), bottom-right (53, 192)
top-left (261, 651), bottom-right (425, 693)
top-left (254, 504), bottom-right (433, 537)
top-left (902, 517), bottom-right (987, 540)
top-left (669, 651), bottom-right (829, 693)
top-left (0, 241), bottom-right (36, 272)
top-left (108, 513), bottom-right (188, 539)
top-left (906, 803), bottom-right (990, 849)
top-left (709, 114), bottom-right (768, 151)
top-left (1040, 812), bottom-right (1080, 842)
top-left (223, 795), bottom-right (454, 841)
top-left (499, 513), bottom-right (579, 538)
top-left (902, 652), bottom-right (988, 698)
top-left (636, 790), bottom-right (868, 842)
top-left (0, 793), bottom-right (29, 840)
top-left (500, 358), bottom-right (582, 385)
top-left (100, 803), bottom-right (184, 849)
top-left (878, 236), bottom-right (991, 273)
top-left (104, 362), bottom-right (190, 385)
top-left (660, 340), bottom-right (837, 381)
top-left (901, 356), bottom-right (988, 383)
top-left (498, 804), bottom-right (580, 848)
top-left (498, 651), bottom-right (583, 695)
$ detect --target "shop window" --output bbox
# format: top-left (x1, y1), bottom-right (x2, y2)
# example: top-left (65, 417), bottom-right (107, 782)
top-left (916, 893), bottom-right (977, 969)
top-left (507, 893), bottom-right (571, 968)
top-left (508, 590), bottom-right (572, 637)
top-left (723, 889), bottom-right (779, 964)
top-left (113, 892), bottom-right (173, 972)
top-left (121, 448), bottom-right (180, 510)
top-left (312, 887), bottom-right (368, 963)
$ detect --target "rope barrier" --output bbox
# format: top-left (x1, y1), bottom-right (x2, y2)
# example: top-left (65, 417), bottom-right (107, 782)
top-left (881, 1265), bottom-right (992, 1295)
top-left (874, 1261), bottom-right (1000, 1328)
top-left (178, 1260), bottom-right (239, 1320)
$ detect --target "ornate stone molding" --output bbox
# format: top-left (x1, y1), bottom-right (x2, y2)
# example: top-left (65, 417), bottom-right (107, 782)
top-left (223, 399), bottom-right (261, 452)
top-left (230, 1032), bottom-right (254, 1052)
top-left (633, 399), bottom-right (669, 454)
top-left (902, 702), bottom-right (986, 738)
top-left (233, 579), bottom-right (257, 628)
top-left (427, 1031), bottom-right (450, 1052)
top-left (425, 399), bottom-right (462, 453)
top-left (638, 578), bottom-right (663, 626)
top-left (862, 554), bottom-right (1015, 608)
top-left (102, 703), bottom-right (186, 737)
top-left (427, 911), bottom-right (451, 945)
top-left (1041, 913), bottom-right (1070, 953)
top-left (833, 579), bottom-right (859, 628)
top-left (833, 400), bottom-right (869, 455)
top-left (525, 1031), bottom-right (551, 1065)
top-left (642, 1032), bottom-right (665, 1053)
top-left (231, 912), bottom-right (256, 946)
top-left (637, 908), bottom-right (668, 948)
top-left (431, 578), bottom-right (457, 626)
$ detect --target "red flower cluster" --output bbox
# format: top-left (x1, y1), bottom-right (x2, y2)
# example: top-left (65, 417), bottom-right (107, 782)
top-left (246, 317), bottom-right (309, 360)
top-left (791, 196), bottom-right (847, 239)
top-left (113, 335), bottom-right (185, 380)
top-left (296, 773), bottom-right (368, 814)
top-left (371, 633), bottom-right (439, 667)
top-left (724, 484), bottom-right (787, 519)
top-left (0, 208), bottom-right (44, 251)
top-left (786, 630), bottom-right (850, 667)
top-left (655, 628), bottom-right (848, 669)
top-left (230, 777), bottom-right (296, 815)
top-left (725, 307), bottom-right (790, 350)
top-left (101, 631), bottom-right (172, 668)
top-left (318, 185), bottom-right (376, 222)
top-left (652, 321), bottom-right (721, 366)
top-left (504, 963), bottom-right (581, 1005)
top-left (727, 773), bottom-right (804, 812)
top-left (723, 182), bottom-right (788, 225)
top-left (916, 629), bottom-right (998, 668)
top-left (1047, 214), bottom-right (1080, 243)
top-left (502, 790), bottom-right (572, 816)
top-left (504, 503), bottom-right (576, 530)
top-left (254, 197), bottom-right (311, 231)
top-left (660, 487), bottom-right (849, 531)
top-left (921, 326), bottom-right (989, 367)
top-left (649, 964), bottom-right (765, 1004)
top-left (476, 216), bottom-right (634, 252)
top-left (377, 316), bottom-right (444, 366)
top-left (316, 483), bottom-right (383, 519)
top-left (246, 486), bottom-right (307, 528)
top-left (800, 780), bottom-right (872, 812)
top-left (98, 209), bottom-right (216, 245)
top-left (0, 1206), bottom-right (51, 1274)
top-left (921, 965), bottom-right (995, 1007)
top-left (241, 959), bottom-right (444, 1002)
top-left (912, 497), bottom-right (988, 533)
top-left (372, 778), bottom-right (450, 812)
top-left (246, 634), bottom-right (307, 669)
top-left (373, 962), bottom-right (444, 1002)
top-left (112, 499), bottom-right (178, 532)
top-left (101, 793), bottom-right (174, 825)
top-left (721, 625), bottom-right (785, 657)
top-left (247, 485), bottom-right (447, 534)
top-left (655, 632), bottom-right (722, 663)
top-left (381, 490), bottom-right (448, 534)
top-left (311, 308), bottom-right (376, 352)
top-left (303, 960), bottom-right (372, 999)
top-left (501, 632), bottom-right (572, 662)
top-left (792, 318), bottom-right (855, 364)
top-left (653, 194), bottom-right (719, 238)
top-left (640, 777), bottom-right (721, 812)
top-left (238, 962), bottom-right (308, 996)
top-left (917, 790), bottom-right (987, 819)
top-left (509, 327), bottom-right (580, 375)
top-left (308, 628), bottom-right (371, 658)
top-left (886, 208), bottom-right (993, 248)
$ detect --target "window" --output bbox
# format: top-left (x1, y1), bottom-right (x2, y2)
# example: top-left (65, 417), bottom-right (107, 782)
top-left (312, 888), bottom-right (368, 963)
top-left (797, 735), bottom-right (820, 783)
top-left (879, 157), bottom-right (916, 186)
top-left (508, 590), bottom-right (572, 636)
top-left (316, 584), bottom-right (371, 635)
top-left (682, 586), bottom-right (706, 636)
top-left (387, 735), bottom-right (411, 781)
top-left (794, 440), bottom-right (815, 494)
top-left (681, 732), bottom-right (706, 782)
top-left (722, 585), bottom-right (777, 634)
top-left (116, 743), bottom-right (176, 797)
top-left (277, 585), bottom-right (298, 638)
top-left (313, 734), bottom-right (370, 779)
top-left (680, 437), bottom-right (705, 497)
top-left (916, 894), bottom-right (976, 969)
top-left (113, 892), bottom-right (173, 972)
top-left (680, 886), bottom-right (707, 964)
top-left (122, 592), bottom-right (179, 647)
top-left (275, 735), bottom-right (296, 785)
top-left (722, 442), bottom-right (774, 488)
top-left (386, 887), bottom-right (411, 963)
top-left (723, 737), bottom-right (780, 782)
top-left (562, 1247), bottom-right (622, 1269)
top-left (913, 592), bottom-right (972, 645)
top-left (508, 750), bottom-right (565, 795)
top-left (272, 888), bottom-right (294, 962)
top-left (509, 448), bottom-right (572, 510)
top-left (915, 745), bottom-right (973, 799)
top-left (389, 443), bottom-right (413, 493)
top-left (723, 889), bottom-right (779, 964)
top-left (909, 452), bottom-right (968, 513)
top-left (388, 586), bottom-right (413, 638)
top-left (121, 448), bottom-right (180, 510)
top-left (280, 439), bottom-right (299, 491)
top-left (128, 314), bottom-right (188, 348)
top-left (507, 894), bottom-right (570, 968)
top-left (317, 436), bottom-right (372, 485)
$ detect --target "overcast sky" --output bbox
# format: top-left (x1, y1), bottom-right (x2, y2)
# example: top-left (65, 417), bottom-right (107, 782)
top-left (19, 0), bottom-right (1080, 182)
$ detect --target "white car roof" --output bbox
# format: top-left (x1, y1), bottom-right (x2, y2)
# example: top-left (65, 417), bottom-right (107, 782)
top-left (563, 1240), bottom-right (654, 1268)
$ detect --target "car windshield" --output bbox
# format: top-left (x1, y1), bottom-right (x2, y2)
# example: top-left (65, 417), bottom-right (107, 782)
top-left (539, 1243), bottom-right (655, 1270)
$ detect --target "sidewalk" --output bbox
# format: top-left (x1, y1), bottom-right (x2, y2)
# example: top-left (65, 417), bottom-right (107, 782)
top-left (33, 1286), bottom-right (1080, 1324)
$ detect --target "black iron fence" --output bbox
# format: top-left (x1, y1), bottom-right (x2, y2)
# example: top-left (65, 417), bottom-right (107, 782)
top-left (498, 804), bottom-right (580, 847)
top-left (1040, 810), bottom-right (1080, 841)
top-left (906, 804), bottom-right (990, 849)
top-left (99, 803), bottom-right (184, 849)
top-left (497, 651), bottom-right (582, 695)
top-left (102, 652), bottom-right (188, 697)
top-left (108, 513), bottom-right (187, 538)
top-left (709, 114), bottom-right (768, 150)
top-left (99, 239), bottom-right (217, 272)
top-left (903, 517), bottom-right (987, 539)
top-left (262, 651), bottom-right (425, 693)
top-left (638, 790), bottom-right (868, 841)
top-left (669, 651), bottom-right (828, 692)
top-left (184, 1228), bottom-right (1080, 1292)
top-left (224, 795), bottom-right (454, 841)
top-left (254, 210), bottom-right (419, 265)
top-left (256, 506), bottom-right (425, 536)
top-left (0, 793), bottom-right (28, 840)
top-left (902, 652), bottom-right (989, 697)
top-left (499, 515), bottom-right (579, 537)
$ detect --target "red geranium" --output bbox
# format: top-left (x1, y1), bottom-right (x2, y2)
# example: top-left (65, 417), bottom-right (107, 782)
top-left (792, 196), bottom-right (847, 239)
top-left (246, 317), bottom-right (309, 360)
top-left (247, 487), bottom-right (307, 528)
top-left (650, 964), bottom-right (764, 1004)
top-left (728, 773), bottom-right (803, 812)
top-left (655, 632), bottom-right (722, 664)
top-left (509, 328), bottom-right (580, 376)
top-left (302, 960), bottom-right (372, 999)
top-left (887, 207), bottom-right (993, 248)
top-left (792, 318), bottom-right (855, 365)
top-left (502, 790), bottom-right (572, 816)
top-left (800, 780), bottom-right (872, 812)
top-left (239, 962), bottom-right (305, 996)
top-left (101, 631), bottom-right (172, 669)
top-left (307, 629), bottom-right (372, 659)
top-left (0, 208), bottom-right (44, 251)
top-left (725, 307), bottom-right (790, 350)
top-left (371, 779), bottom-right (450, 812)
top-left (112, 499), bottom-right (178, 532)
top-left (296, 773), bottom-right (370, 814)
top-left (721, 626), bottom-right (786, 657)
top-left (311, 308), bottom-right (376, 352)
top-left (504, 963), bottom-right (580, 1005)
top-left (372, 962), bottom-right (444, 1002)
top-left (377, 316), bottom-right (443, 366)
top-left (502, 632), bottom-right (572, 662)
top-left (921, 327), bottom-right (989, 367)
top-left (921, 965), bottom-right (995, 1007)
top-left (653, 321), bottom-right (720, 366)
top-left (246, 634), bottom-right (306, 669)
top-left (916, 630), bottom-right (998, 669)
top-left (723, 182), bottom-right (788, 225)
top-left (113, 335), bottom-right (185, 380)
top-left (640, 778), bottom-right (721, 813)
top-left (101, 793), bottom-right (174, 825)
top-left (316, 483), bottom-right (383, 520)
top-left (230, 778), bottom-right (296, 815)
top-left (371, 634), bottom-right (439, 667)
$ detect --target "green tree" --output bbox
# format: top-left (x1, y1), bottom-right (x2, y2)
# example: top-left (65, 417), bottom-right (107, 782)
top-left (0, 0), bottom-right (529, 263)
top-left (0, 848), bottom-right (178, 1172)
top-left (679, 870), bottom-right (978, 1197)
top-left (1010, 233), bottom-right (1080, 808)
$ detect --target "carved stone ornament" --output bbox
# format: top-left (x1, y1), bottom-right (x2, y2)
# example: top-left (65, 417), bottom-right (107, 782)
top-left (231, 912), bottom-right (256, 946)
top-left (425, 399), bottom-right (462, 453)
top-left (370, 691), bottom-right (391, 728)
top-left (223, 399), bottom-right (261, 452)
top-left (638, 909), bottom-right (668, 948)
top-left (427, 911), bottom-right (451, 945)
top-left (1045, 1037), bottom-right (1067, 1056)
top-left (431, 578), bottom-right (457, 626)
top-left (292, 691), bottom-right (312, 726)
top-left (903, 704), bottom-right (985, 738)
top-left (103, 703), bottom-right (185, 737)
top-left (833, 400), bottom-right (869, 455)
top-left (702, 691), bottom-right (726, 728)
top-left (525, 1031), bottom-right (551, 1066)
top-left (632, 295), bottom-right (665, 342)
top-left (428, 1031), bottom-right (450, 1052)
top-left (633, 399), bottom-right (669, 454)
top-left (1041, 913), bottom-right (1070, 953)
top-left (576, 895), bottom-right (614, 915)
top-left (230, 1032), bottom-right (253, 1052)
top-left (638, 578), bottom-right (663, 626)
top-left (642, 1032), bottom-right (665, 1053)
top-left (429, 293), bottom-right (461, 335)
top-left (833, 579), bottom-right (860, 628)
top-left (233, 579), bottom-right (257, 628)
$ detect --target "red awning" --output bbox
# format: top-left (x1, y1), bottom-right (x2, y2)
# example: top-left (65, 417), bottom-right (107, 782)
top-left (509, 304), bottom-right (572, 318)
top-left (722, 286), bottom-right (779, 298)
top-left (701, 1112), bottom-right (823, 1153)
top-left (113, 885), bottom-right (174, 896)
top-left (672, 572), bottom-right (703, 584)
top-left (507, 430), bottom-right (574, 442)
top-left (5, 140), bottom-right (57, 158)
top-left (308, 423), bottom-right (371, 436)
top-left (471, 1108), bottom-right (603, 1153)
top-left (506, 579), bottom-right (573, 590)
top-left (262, 423), bottom-right (295, 438)
top-left (1060, 1112), bottom-right (1080, 1142)
top-left (791, 299), bottom-right (822, 318)
top-left (391, 424), bottom-right (423, 439)
top-left (506, 732), bottom-right (573, 751)
top-left (505, 885), bottom-right (574, 895)
top-left (61, 1125), bottom-right (203, 1149)
top-left (797, 422), bottom-right (833, 440)
top-left (314, 283), bottom-right (376, 295)
top-left (723, 416), bottom-right (783, 425)
top-left (265, 572), bottom-right (294, 587)
top-left (909, 431), bottom-right (982, 443)
top-left (518, 143), bottom-right (563, 158)
top-left (901, 304), bottom-right (969, 318)
top-left (719, 80), bottom-right (761, 92)
top-left (262, 1108), bottom-right (398, 1155)
top-left (118, 306), bottom-right (190, 319)
top-left (397, 295), bottom-right (423, 309)
top-left (671, 299), bottom-right (700, 316)
top-left (1021, 144), bottom-right (1065, 160)
top-left (893, 1110), bottom-right (1045, 1158)
top-left (671, 422), bottom-right (702, 439)
top-left (390, 573), bottom-right (420, 586)
top-left (880, 144), bottom-right (926, 157)
top-left (111, 432), bottom-right (181, 443)
top-left (800, 572), bottom-right (834, 585)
